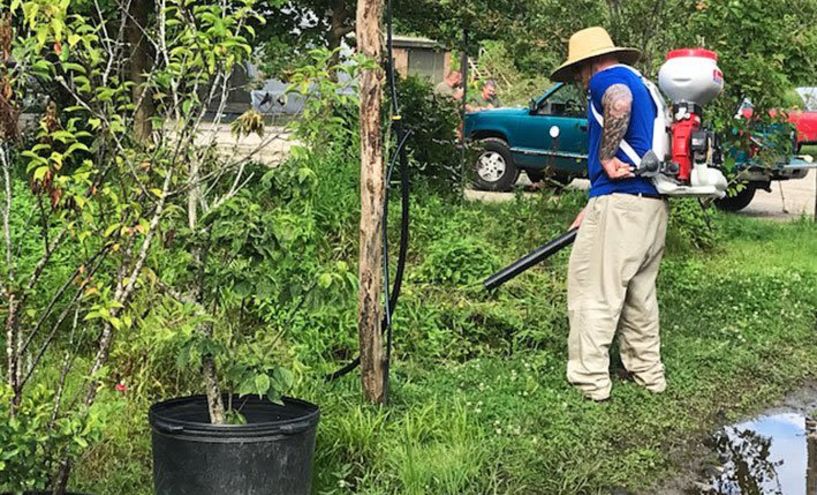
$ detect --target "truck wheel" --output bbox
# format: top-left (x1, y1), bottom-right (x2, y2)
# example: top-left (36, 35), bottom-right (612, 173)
top-left (715, 184), bottom-right (756, 212)
top-left (473, 138), bottom-right (519, 191)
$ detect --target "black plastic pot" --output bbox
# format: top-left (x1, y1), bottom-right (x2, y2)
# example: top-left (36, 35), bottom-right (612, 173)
top-left (149, 395), bottom-right (320, 495)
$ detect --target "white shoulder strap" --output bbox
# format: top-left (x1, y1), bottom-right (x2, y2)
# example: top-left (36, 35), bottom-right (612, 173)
top-left (612, 64), bottom-right (668, 119)
top-left (590, 65), bottom-right (668, 167)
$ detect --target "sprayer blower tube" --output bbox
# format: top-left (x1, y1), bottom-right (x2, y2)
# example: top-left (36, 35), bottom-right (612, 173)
top-left (483, 228), bottom-right (578, 291)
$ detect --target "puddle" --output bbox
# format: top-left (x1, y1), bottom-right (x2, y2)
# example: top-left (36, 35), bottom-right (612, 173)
top-left (688, 412), bottom-right (817, 495)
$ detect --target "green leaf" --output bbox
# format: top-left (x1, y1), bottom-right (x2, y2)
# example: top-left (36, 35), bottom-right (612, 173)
top-left (318, 273), bottom-right (332, 289)
top-left (255, 374), bottom-right (271, 395)
top-left (65, 142), bottom-right (90, 155)
top-left (61, 62), bottom-right (86, 74)
top-left (266, 388), bottom-right (283, 405)
top-left (273, 367), bottom-right (294, 390)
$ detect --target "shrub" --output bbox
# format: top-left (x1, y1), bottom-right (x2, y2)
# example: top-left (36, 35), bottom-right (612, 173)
top-left (395, 76), bottom-right (463, 193)
top-left (416, 235), bottom-right (499, 287)
top-left (667, 199), bottom-right (719, 252)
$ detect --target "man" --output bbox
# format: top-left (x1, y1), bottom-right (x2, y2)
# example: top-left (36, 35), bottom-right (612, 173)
top-left (551, 27), bottom-right (669, 402)
top-left (467, 80), bottom-right (501, 111)
top-left (435, 70), bottom-right (464, 101)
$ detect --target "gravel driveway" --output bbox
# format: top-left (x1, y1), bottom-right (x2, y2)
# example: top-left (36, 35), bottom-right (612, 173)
top-left (739, 170), bottom-right (816, 221)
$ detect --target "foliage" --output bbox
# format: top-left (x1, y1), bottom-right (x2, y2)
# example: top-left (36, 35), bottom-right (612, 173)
top-left (57, 186), bottom-right (817, 495)
top-left (473, 40), bottom-right (549, 106)
top-left (253, 0), bottom-right (350, 78)
top-left (141, 47), bottom-right (365, 415)
top-left (667, 198), bottom-right (719, 252)
top-left (416, 234), bottom-right (499, 286)
top-left (0, 0), bottom-right (280, 488)
top-left (7, 1), bottom-right (817, 493)
top-left (675, 0), bottom-right (817, 116)
top-left (394, 76), bottom-right (462, 192)
top-left (0, 384), bottom-right (116, 492)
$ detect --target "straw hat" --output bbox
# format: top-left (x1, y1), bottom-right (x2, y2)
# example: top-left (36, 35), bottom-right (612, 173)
top-left (550, 27), bottom-right (640, 82)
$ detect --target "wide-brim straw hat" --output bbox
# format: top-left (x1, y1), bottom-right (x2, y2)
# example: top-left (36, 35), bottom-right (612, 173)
top-left (550, 27), bottom-right (640, 82)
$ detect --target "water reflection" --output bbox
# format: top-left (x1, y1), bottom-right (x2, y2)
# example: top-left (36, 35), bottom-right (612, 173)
top-left (691, 413), bottom-right (817, 495)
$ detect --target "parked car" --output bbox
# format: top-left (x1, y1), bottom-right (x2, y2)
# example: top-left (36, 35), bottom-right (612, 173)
top-left (720, 98), bottom-right (817, 211)
top-left (464, 83), bottom-right (816, 211)
top-left (463, 82), bottom-right (587, 191)
top-left (738, 98), bottom-right (817, 152)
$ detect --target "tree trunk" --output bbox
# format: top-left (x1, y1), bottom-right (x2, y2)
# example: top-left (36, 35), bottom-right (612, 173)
top-left (807, 417), bottom-right (817, 495)
top-left (1, 146), bottom-right (20, 411)
top-left (126, 0), bottom-right (155, 143)
top-left (188, 160), bottom-right (225, 424)
top-left (328, 0), bottom-right (353, 79)
top-left (5, 295), bottom-right (19, 407)
top-left (355, 0), bottom-right (386, 404)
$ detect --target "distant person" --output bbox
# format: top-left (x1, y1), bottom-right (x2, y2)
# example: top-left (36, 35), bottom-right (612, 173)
top-left (467, 80), bottom-right (501, 111)
top-left (435, 70), bottom-right (464, 101)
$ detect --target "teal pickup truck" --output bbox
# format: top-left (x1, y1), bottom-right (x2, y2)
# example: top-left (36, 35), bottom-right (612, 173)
top-left (463, 82), bottom-right (588, 191)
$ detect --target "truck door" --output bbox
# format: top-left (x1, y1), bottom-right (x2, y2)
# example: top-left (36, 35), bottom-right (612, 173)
top-left (511, 84), bottom-right (588, 177)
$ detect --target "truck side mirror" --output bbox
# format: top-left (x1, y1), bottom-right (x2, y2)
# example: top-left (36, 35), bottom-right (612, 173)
top-left (529, 98), bottom-right (538, 114)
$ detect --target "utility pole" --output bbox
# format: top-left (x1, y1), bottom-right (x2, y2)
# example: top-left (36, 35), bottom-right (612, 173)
top-left (356, 0), bottom-right (386, 403)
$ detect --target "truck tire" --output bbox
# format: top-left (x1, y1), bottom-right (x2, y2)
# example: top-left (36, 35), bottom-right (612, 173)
top-left (473, 138), bottom-right (519, 191)
top-left (715, 184), bottom-right (756, 212)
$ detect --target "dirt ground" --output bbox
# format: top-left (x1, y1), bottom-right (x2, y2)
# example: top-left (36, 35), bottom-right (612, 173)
top-left (654, 382), bottom-right (817, 495)
top-left (740, 170), bottom-right (817, 221)
top-left (465, 170), bottom-right (817, 221)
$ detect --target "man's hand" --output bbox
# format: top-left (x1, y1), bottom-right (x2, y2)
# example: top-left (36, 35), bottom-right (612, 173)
top-left (601, 157), bottom-right (634, 180)
top-left (570, 207), bottom-right (586, 230)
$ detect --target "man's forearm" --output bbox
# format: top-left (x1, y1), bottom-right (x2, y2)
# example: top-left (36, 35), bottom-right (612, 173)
top-left (599, 83), bottom-right (633, 162)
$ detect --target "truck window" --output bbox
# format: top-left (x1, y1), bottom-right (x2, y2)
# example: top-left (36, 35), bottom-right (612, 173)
top-left (540, 84), bottom-right (587, 117)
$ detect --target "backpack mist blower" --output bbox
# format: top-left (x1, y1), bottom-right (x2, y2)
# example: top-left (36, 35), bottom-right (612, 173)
top-left (484, 49), bottom-right (728, 290)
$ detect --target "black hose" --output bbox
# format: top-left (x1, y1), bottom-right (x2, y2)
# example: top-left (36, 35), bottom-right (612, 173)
top-left (483, 229), bottom-right (578, 291)
top-left (326, 0), bottom-right (410, 387)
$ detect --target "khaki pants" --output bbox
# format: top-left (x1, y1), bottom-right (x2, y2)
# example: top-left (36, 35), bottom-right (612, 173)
top-left (567, 193), bottom-right (669, 400)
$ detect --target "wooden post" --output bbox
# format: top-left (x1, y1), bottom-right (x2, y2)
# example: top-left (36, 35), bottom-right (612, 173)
top-left (356, 0), bottom-right (386, 403)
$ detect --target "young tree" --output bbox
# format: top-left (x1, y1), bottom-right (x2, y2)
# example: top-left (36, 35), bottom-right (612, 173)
top-left (1, 0), bottom-right (274, 490)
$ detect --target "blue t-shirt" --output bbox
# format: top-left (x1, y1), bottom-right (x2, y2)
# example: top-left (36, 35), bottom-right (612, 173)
top-left (587, 65), bottom-right (658, 198)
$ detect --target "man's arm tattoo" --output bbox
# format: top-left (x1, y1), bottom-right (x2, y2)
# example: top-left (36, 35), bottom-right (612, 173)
top-left (599, 83), bottom-right (633, 162)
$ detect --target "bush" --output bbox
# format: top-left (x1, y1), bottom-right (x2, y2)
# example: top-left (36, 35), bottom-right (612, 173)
top-left (0, 385), bottom-right (116, 492)
top-left (416, 235), bottom-right (499, 287)
top-left (667, 199), bottom-right (719, 252)
top-left (395, 76), bottom-right (463, 193)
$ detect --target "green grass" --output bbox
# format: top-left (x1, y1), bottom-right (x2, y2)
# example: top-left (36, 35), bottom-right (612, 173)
top-left (69, 191), bottom-right (817, 495)
top-left (800, 144), bottom-right (817, 157)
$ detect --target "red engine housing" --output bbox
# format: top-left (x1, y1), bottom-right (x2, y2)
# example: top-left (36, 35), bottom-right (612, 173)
top-left (670, 112), bottom-right (702, 182)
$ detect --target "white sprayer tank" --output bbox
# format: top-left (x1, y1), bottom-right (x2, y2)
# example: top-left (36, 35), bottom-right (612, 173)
top-left (658, 48), bottom-right (724, 106)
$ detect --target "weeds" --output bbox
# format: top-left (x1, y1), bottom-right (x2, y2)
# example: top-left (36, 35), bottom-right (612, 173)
top-left (57, 191), bottom-right (817, 494)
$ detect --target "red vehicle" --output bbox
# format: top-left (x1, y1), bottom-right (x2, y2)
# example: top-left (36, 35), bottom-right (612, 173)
top-left (739, 100), bottom-right (817, 152)
top-left (787, 109), bottom-right (817, 151)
